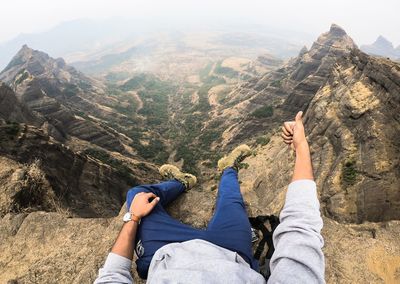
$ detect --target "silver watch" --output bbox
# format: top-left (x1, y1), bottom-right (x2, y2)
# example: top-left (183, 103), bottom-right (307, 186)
top-left (123, 212), bottom-right (141, 224)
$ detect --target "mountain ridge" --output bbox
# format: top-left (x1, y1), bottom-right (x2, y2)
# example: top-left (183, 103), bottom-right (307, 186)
top-left (0, 23), bottom-right (399, 283)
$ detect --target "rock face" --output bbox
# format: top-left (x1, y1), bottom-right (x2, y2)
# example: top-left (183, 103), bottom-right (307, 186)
top-left (0, 72), bottom-right (159, 218)
top-left (305, 50), bottom-right (400, 222)
top-left (0, 45), bottom-right (127, 152)
top-left (1, 24), bottom-right (400, 284)
top-left (361, 35), bottom-right (400, 59)
top-left (0, 121), bottom-right (158, 218)
top-left (282, 23), bottom-right (356, 111)
top-left (0, 83), bottom-right (39, 125)
top-left (232, 51), bottom-right (400, 223)
top-left (200, 24), bottom-right (357, 149)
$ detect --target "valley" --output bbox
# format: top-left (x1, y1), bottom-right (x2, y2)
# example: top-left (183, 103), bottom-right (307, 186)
top-left (0, 24), bottom-right (399, 283)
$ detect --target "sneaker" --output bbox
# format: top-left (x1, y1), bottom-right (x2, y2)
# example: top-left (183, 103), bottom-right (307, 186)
top-left (159, 164), bottom-right (197, 190)
top-left (217, 144), bottom-right (251, 172)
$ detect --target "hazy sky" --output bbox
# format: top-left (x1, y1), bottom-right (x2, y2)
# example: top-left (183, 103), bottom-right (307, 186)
top-left (1, 0), bottom-right (399, 46)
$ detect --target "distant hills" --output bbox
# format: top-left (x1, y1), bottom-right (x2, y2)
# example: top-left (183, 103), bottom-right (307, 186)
top-left (0, 18), bottom-right (311, 71)
top-left (0, 23), bottom-right (400, 283)
top-left (361, 35), bottom-right (400, 59)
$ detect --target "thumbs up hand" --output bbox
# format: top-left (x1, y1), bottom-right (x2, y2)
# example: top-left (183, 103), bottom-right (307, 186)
top-left (281, 111), bottom-right (308, 151)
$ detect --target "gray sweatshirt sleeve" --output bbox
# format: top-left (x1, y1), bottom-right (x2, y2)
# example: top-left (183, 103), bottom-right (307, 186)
top-left (268, 179), bottom-right (325, 284)
top-left (94, 252), bottom-right (133, 284)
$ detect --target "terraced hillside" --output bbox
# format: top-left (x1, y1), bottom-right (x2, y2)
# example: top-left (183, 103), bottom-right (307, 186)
top-left (0, 24), bottom-right (399, 283)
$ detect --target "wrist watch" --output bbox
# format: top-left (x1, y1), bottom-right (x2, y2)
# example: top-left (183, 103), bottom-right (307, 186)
top-left (123, 212), bottom-right (141, 224)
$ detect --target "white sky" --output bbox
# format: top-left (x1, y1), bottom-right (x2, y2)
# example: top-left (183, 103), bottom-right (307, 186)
top-left (1, 0), bottom-right (399, 46)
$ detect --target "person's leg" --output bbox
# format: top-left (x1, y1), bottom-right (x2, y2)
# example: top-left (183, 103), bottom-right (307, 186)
top-left (126, 181), bottom-right (205, 279)
top-left (207, 168), bottom-right (249, 229)
top-left (206, 167), bottom-right (258, 269)
top-left (126, 180), bottom-right (185, 209)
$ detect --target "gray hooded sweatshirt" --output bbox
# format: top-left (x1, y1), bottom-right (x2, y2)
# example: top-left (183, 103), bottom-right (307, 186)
top-left (94, 179), bottom-right (325, 284)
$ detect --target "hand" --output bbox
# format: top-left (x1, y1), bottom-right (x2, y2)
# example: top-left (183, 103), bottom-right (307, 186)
top-left (281, 111), bottom-right (308, 151)
top-left (130, 192), bottom-right (160, 218)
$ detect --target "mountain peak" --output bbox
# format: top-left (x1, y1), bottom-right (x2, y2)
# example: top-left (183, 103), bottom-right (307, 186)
top-left (298, 46), bottom-right (308, 56)
top-left (360, 36), bottom-right (399, 59)
top-left (21, 44), bottom-right (29, 50)
top-left (0, 45), bottom-right (72, 81)
top-left (313, 24), bottom-right (356, 50)
top-left (328, 23), bottom-right (347, 37)
top-left (1, 45), bottom-right (50, 74)
top-left (374, 35), bottom-right (394, 49)
top-left (16, 44), bottom-right (36, 58)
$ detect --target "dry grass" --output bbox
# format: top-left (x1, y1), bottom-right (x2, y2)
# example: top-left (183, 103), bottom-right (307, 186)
top-left (10, 159), bottom-right (71, 216)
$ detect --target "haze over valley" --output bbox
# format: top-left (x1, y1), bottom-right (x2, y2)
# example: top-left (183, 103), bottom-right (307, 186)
top-left (0, 1), bottom-right (400, 283)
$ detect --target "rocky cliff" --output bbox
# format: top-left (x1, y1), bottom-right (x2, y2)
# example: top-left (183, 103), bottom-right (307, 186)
top-left (0, 45), bottom-right (128, 152)
top-left (0, 87), bottom-right (159, 219)
top-left (0, 24), bottom-right (400, 283)
top-left (0, 83), bottom-right (39, 125)
top-left (199, 24), bottom-right (356, 150)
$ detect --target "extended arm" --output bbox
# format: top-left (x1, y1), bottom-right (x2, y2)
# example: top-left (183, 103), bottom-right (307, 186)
top-left (269, 111), bottom-right (325, 284)
top-left (94, 192), bottom-right (160, 284)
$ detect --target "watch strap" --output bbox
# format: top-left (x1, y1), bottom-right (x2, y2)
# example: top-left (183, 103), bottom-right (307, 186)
top-left (130, 213), bottom-right (141, 223)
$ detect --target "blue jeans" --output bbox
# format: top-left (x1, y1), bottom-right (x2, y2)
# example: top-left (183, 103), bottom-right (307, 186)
top-left (126, 167), bottom-right (257, 279)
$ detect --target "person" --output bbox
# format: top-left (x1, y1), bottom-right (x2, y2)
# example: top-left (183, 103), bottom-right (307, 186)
top-left (94, 111), bottom-right (325, 284)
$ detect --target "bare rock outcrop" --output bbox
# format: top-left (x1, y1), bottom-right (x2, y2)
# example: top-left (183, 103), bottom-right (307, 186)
top-left (1, 208), bottom-right (399, 283)
top-left (0, 25), bottom-right (399, 284)
top-left (305, 50), bottom-right (400, 222)
top-left (0, 122), bottom-right (158, 218)
top-left (0, 83), bottom-right (39, 125)
top-left (0, 46), bottom-right (126, 152)
top-left (201, 24), bottom-right (357, 149)
top-left (283, 23), bottom-right (357, 111)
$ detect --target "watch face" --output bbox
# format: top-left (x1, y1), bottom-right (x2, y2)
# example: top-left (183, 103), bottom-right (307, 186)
top-left (123, 212), bottom-right (131, 222)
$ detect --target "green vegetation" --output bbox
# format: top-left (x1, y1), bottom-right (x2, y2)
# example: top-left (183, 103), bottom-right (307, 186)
top-left (1, 121), bottom-right (20, 142)
top-left (214, 61), bottom-right (238, 78)
top-left (252, 105), bottom-right (274, 118)
top-left (131, 138), bottom-right (169, 165)
top-left (199, 120), bottom-right (224, 147)
top-left (15, 70), bottom-right (29, 85)
top-left (170, 70), bottom-right (229, 173)
top-left (83, 148), bottom-right (136, 184)
top-left (78, 80), bottom-right (92, 91)
top-left (174, 143), bottom-right (199, 175)
top-left (105, 72), bottom-right (131, 82)
top-left (238, 163), bottom-right (249, 170)
top-left (121, 74), bottom-right (175, 92)
top-left (270, 80), bottom-right (282, 88)
top-left (199, 129), bottom-right (222, 147)
top-left (342, 160), bottom-right (357, 185)
top-left (192, 75), bottom-right (226, 113)
top-left (63, 83), bottom-right (80, 97)
top-left (255, 136), bottom-right (270, 146)
top-left (5, 122), bottom-right (20, 136)
top-left (241, 74), bottom-right (252, 80)
top-left (199, 62), bottom-right (213, 81)
top-left (216, 88), bottom-right (231, 104)
top-left (121, 74), bottom-right (177, 128)
top-left (202, 75), bottom-right (226, 85)
top-left (114, 98), bottom-right (139, 116)
top-left (99, 64), bottom-right (233, 174)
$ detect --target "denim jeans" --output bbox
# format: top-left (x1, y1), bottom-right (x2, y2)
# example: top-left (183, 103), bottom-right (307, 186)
top-left (126, 167), bottom-right (257, 279)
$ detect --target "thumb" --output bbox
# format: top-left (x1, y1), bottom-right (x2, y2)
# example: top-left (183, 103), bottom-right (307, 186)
top-left (295, 111), bottom-right (303, 124)
top-left (149, 197), bottom-right (160, 208)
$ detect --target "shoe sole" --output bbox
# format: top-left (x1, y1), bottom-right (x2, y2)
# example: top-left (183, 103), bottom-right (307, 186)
top-left (159, 164), bottom-right (197, 189)
top-left (218, 144), bottom-right (251, 171)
